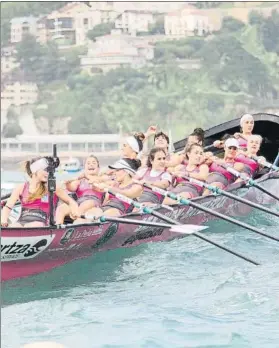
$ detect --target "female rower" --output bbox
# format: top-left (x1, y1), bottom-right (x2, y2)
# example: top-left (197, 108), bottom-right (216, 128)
top-left (55, 155), bottom-right (105, 224)
top-left (165, 144), bottom-right (209, 203)
top-left (234, 135), bottom-right (265, 178)
top-left (134, 147), bottom-right (172, 205)
top-left (120, 133), bottom-right (144, 170)
top-left (203, 138), bottom-right (244, 194)
top-left (1, 157), bottom-right (80, 227)
top-left (77, 159), bottom-right (143, 220)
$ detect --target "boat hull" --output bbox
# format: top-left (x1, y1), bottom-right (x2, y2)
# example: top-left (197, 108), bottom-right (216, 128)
top-left (1, 172), bottom-right (278, 282)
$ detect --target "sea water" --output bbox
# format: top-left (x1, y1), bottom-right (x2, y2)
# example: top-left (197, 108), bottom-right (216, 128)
top-left (1, 172), bottom-right (279, 348)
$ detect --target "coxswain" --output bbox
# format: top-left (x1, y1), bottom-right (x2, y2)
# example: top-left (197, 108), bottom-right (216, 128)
top-left (55, 155), bottom-right (105, 224)
top-left (134, 147), bottom-right (172, 205)
top-left (1, 157), bottom-right (80, 227)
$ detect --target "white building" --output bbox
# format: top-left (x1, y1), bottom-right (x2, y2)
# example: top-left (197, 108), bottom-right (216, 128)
top-left (10, 17), bottom-right (38, 43)
top-left (1, 82), bottom-right (38, 108)
top-left (80, 30), bottom-right (154, 73)
top-left (115, 10), bottom-right (155, 35)
top-left (165, 7), bottom-right (213, 38)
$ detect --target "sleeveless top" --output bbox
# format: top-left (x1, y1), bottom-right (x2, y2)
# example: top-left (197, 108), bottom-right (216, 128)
top-left (238, 137), bottom-right (248, 149)
top-left (105, 182), bottom-right (141, 214)
top-left (235, 154), bottom-right (259, 176)
top-left (209, 161), bottom-right (235, 182)
top-left (76, 178), bottom-right (105, 203)
top-left (137, 168), bottom-right (171, 203)
top-left (174, 165), bottom-right (203, 193)
top-left (19, 182), bottom-right (58, 220)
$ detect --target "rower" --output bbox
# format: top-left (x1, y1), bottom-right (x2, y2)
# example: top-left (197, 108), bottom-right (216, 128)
top-left (1, 157), bottom-right (80, 227)
top-left (234, 135), bottom-right (266, 178)
top-left (166, 144), bottom-right (209, 203)
top-left (55, 155), bottom-right (105, 224)
top-left (77, 159), bottom-right (142, 220)
top-left (134, 147), bottom-right (172, 206)
top-left (120, 133), bottom-right (144, 170)
top-left (203, 138), bottom-right (244, 195)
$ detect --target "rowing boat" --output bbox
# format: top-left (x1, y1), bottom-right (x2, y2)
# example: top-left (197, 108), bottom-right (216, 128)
top-left (1, 114), bottom-right (279, 281)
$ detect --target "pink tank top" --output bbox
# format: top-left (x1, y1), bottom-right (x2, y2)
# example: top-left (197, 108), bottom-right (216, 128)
top-left (76, 178), bottom-right (104, 202)
top-left (209, 161), bottom-right (235, 181)
top-left (238, 137), bottom-right (247, 149)
top-left (138, 168), bottom-right (167, 201)
top-left (107, 182), bottom-right (140, 212)
top-left (235, 154), bottom-right (259, 174)
top-left (176, 165), bottom-right (202, 192)
top-left (20, 182), bottom-right (58, 216)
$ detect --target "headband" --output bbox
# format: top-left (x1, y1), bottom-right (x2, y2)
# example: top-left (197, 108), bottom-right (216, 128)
top-left (30, 158), bottom-right (48, 173)
top-left (240, 114), bottom-right (253, 126)
top-left (126, 136), bottom-right (140, 153)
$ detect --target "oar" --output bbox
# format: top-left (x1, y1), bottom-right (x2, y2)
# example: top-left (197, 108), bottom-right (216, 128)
top-left (142, 183), bottom-right (279, 243)
top-left (81, 214), bottom-right (206, 235)
top-left (106, 190), bottom-right (260, 265)
top-left (220, 164), bottom-right (279, 202)
top-left (271, 152), bottom-right (279, 171)
top-left (1, 192), bottom-right (12, 201)
top-left (250, 155), bottom-right (279, 171)
top-left (181, 176), bottom-right (279, 219)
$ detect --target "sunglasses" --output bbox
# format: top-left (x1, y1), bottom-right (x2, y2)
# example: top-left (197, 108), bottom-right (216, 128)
top-left (228, 146), bottom-right (238, 150)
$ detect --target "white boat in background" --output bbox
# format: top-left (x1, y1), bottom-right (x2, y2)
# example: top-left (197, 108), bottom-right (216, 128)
top-left (60, 157), bottom-right (81, 173)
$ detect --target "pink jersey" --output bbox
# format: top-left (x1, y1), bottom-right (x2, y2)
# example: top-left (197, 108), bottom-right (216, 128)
top-left (235, 154), bottom-right (259, 176)
top-left (106, 182), bottom-right (140, 214)
top-left (175, 165), bottom-right (203, 193)
top-left (20, 182), bottom-right (58, 218)
top-left (238, 137), bottom-right (247, 149)
top-left (209, 162), bottom-right (235, 182)
top-left (76, 178), bottom-right (105, 203)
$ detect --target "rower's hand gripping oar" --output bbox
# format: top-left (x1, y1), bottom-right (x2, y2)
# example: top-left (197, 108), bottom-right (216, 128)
top-left (182, 176), bottom-right (279, 219)
top-left (219, 164), bottom-right (279, 202)
top-left (250, 155), bottom-right (279, 171)
top-left (143, 183), bottom-right (279, 244)
top-left (81, 214), bottom-right (203, 235)
top-left (106, 189), bottom-right (260, 265)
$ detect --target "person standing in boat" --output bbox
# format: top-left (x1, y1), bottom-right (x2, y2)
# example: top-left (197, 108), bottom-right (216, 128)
top-left (55, 155), bottom-right (105, 224)
top-left (203, 138), bottom-right (245, 195)
top-left (214, 114), bottom-right (255, 150)
top-left (1, 157), bottom-right (80, 227)
top-left (75, 159), bottom-right (143, 221)
top-left (234, 135), bottom-right (266, 178)
top-left (165, 144), bottom-right (209, 204)
top-left (134, 147), bottom-right (172, 206)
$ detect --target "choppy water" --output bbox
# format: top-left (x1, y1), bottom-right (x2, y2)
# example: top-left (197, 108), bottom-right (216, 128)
top-left (1, 172), bottom-right (279, 348)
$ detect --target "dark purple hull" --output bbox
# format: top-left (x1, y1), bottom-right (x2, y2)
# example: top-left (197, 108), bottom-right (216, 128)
top-left (2, 172), bottom-right (278, 282)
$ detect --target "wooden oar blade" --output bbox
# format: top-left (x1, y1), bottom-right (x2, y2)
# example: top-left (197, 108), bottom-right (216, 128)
top-left (170, 224), bottom-right (208, 234)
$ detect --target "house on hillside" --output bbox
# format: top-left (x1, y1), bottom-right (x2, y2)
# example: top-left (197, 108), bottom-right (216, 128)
top-left (10, 17), bottom-right (38, 43)
top-left (164, 5), bottom-right (221, 38)
top-left (1, 47), bottom-right (19, 75)
top-left (80, 30), bottom-right (154, 73)
top-left (1, 82), bottom-right (38, 109)
top-left (115, 10), bottom-right (155, 35)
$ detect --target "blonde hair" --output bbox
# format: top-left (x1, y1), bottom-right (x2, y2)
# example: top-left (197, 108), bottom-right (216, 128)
top-left (22, 157), bottom-right (48, 202)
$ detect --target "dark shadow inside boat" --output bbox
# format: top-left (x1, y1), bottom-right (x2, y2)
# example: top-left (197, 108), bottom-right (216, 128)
top-left (2, 244), bottom-right (147, 307)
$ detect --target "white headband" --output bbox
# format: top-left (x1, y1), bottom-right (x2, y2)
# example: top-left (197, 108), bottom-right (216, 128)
top-left (240, 114), bottom-right (253, 126)
top-left (30, 158), bottom-right (48, 173)
top-left (126, 136), bottom-right (140, 153)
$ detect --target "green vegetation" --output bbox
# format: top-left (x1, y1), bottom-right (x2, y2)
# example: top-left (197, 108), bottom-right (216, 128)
top-left (3, 5), bottom-right (279, 139)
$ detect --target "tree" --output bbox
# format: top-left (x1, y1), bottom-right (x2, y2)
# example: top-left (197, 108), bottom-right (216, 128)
top-left (221, 16), bottom-right (245, 33)
top-left (258, 10), bottom-right (279, 53)
top-left (87, 22), bottom-right (115, 42)
top-left (2, 107), bottom-right (23, 138)
top-left (248, 10), bottom-right (265, 26)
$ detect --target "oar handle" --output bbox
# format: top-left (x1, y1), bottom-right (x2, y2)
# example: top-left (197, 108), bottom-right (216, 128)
top-left (250, 155), bottom-right (279, 171)
top-left (1, 193), bottom-right (12, 201)
top-left (107, 189), bottom-right (142, 209)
